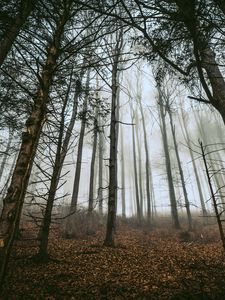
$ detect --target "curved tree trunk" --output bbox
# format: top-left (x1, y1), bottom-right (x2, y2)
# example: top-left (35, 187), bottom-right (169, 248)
top-left (168, 108), bottom-right (193, 230)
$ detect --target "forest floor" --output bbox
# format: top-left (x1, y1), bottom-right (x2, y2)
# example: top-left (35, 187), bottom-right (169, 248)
top-left (2, 219), bottom-right (225, 299)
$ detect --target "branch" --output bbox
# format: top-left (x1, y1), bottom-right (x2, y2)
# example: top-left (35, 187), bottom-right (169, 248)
top-left (188, 96), bottom-right (211, 104)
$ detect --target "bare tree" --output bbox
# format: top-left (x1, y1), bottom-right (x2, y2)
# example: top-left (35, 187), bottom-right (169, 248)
top-left (104, 28), bottom-right (124, 247)
top-left (70, 69), bottom-right (90, 212)
top-left (157, 84), bottom-right (180, 229)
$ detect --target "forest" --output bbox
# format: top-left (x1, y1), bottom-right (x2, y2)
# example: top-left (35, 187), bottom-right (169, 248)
top-left (1, 0), bottom-right (225, 299)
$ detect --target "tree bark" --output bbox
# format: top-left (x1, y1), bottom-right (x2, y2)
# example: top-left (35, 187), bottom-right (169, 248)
top-left (104, 31), bottom-right (123, 246)
top-left (0, 9), bottom-right (67, 285)
top-left (98, 117), bottom-right (104, 216)
top-left (120, 127), bottom-right (126, 218)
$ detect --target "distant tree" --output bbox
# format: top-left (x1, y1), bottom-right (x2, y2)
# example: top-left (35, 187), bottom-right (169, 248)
top-left (130, 101), bottom-right (141, 222)
top-left (166, 99), bottom-right (193, 230)
top-left (157, 82), bottom-right (180, 229)
top-left (135, 69), bottom-right (153, 224)
top-left (179, 107), bottom-right (208, 221)
top-left (70, 69), bottom-right (90, 213)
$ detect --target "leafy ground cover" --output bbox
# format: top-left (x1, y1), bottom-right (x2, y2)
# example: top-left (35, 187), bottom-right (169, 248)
top-left (2, 221), bottom-right (225, 299)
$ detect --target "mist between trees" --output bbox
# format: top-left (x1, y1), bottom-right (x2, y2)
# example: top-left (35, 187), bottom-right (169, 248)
top-left (1, 0), bottom-right (225, 295)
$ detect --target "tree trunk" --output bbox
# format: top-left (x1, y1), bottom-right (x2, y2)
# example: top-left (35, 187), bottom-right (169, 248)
top-left (200, 141), bottom-right (225, 250)
top-left (98, 117), bottom-right (104, 216)
top-left (179, 109), bottom-right (208, 221)
top-left (131, 104), bottom-right (141, 222)
top-left (135, 112), bottom-right (144, 217)
top-left (38, 71), bottom-right (77, 260)
top-left (87, 112), bottom-right (98, 232)
top-left (70, 70), bottom-right (90, 212)
top-left (57, 78), bottom-right (82, 181)
top-left (0, 0), bottom-right (36, 66)
top-left (0, 10), bottom-right (67, 286)
top-left (158, 87), bottom-right (180, 229)
top-left (0, 130), bottom-right (13, 182)
top-left (138, 100), bottom-right (152, 223)
top-left (168, 108), bottom-right (193, 230)
top-left (104, 31), bottom-right (123, 246)
top-left (120, 127), bottom-right (126, 218)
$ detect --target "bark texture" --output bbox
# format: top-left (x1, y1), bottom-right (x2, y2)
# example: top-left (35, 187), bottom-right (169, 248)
top-left (0, 9), bottom-right (68, 285)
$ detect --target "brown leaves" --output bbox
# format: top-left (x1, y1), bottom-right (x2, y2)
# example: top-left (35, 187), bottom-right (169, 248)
top-left (2, 225), bottom-right (225, 299)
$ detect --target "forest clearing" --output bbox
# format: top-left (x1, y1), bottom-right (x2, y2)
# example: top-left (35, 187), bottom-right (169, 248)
top-left (1, 216), bottom-right (225, 300)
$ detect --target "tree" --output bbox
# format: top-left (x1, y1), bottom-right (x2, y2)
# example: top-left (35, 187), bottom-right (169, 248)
top-left (78, 1), bottom-right (225, 124)
top-left (136, 69), bottom-right (153, 223)
top-left (104, 28), bottom-right (124, 247)
top-left (167, 102), bottom-right (193, 230)
top-left (179, 106), bottom-right (208, 221)
top-left (120, 126), bottom-right (126, 218)
top-left (130, 102), bottom-right (142, 222)
top-left (0, 0), bottom-right (104, 285)
top-left (0, 2), bottom-right (71, 284)
top-left (70, 69), bottom-right (90, 212)
top-left (157, 83), bottom-right (180, 229)
top-left (87, 99), bottom-right (99, 233)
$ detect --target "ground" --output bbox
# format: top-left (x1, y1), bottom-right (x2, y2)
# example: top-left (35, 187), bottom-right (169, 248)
top-left (2, 220), bottom-right (225, 299)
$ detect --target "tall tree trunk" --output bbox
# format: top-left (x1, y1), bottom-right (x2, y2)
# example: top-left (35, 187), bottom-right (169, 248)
top-left (0, 9), bottom-right (68, 286)
top-left (37, 71), bottom-right (78, 259)
top-left (120, 127), bottom-right (126, 218)
top-left (138, 100), bottom-right (152, 223)
top-left (179, 108), bottom-right (208, 220)
top-left (104, 31), bottom-right (123, 247)
top-left (0, 0), bottom-right (36, 66)
top-left (98, 117), bottom-right (104, 216)
top-left (158, 87), bottom-right (180, 229)
top-left (167, 108), bottom-right (193, 230)
top-left (131, 104), bottom-right (141, 222)
top-left (70, 70), bottom-right (90, 212)
top-left (0, 130), bottom-right (13, 182)
top-left (87, 112), bottom-right (98, 232)
top-left (38, 101), bottom-right (68, 260)
top-left (135, 112), bottom-right (144, 217)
